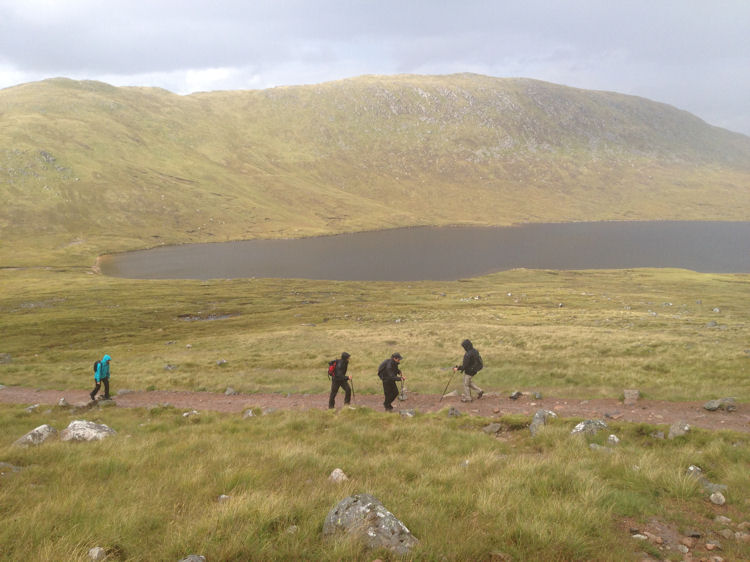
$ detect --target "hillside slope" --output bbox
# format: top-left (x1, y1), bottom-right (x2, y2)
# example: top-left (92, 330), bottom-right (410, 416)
top-left (1, 73), bottom-right (749, 266)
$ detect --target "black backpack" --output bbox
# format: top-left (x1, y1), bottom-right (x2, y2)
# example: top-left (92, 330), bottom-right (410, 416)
top-left (474, 351), bottom-right (484, 372)
top-left (93, 360), bottom-right (101, 373)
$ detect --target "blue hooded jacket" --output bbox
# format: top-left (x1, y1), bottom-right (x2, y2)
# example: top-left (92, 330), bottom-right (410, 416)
top-left (95, 354), bottom-right (111, 382)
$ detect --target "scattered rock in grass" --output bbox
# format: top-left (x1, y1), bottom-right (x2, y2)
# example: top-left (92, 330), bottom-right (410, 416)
top-left (178, 556), bottom-right (206, 562)
top-left (217, 359), bottom-right (227, 366)
top-left (687, 465), bottom-right (728, 495)
top-left (57, 397), bottom-right (69, 407)
top-left (285, 525), bottom-right (299, 534)
top-left (322, 494), bottom-right (418, 556)
top-left (25, 403), bottom-right (40, 413)
top-left (88, 546), bottom-right (107, 561)
top-left (711, 492), bottom-right (727, 506)
top-left (651, 431), bottom-right (665, 440)
top-left (242, 408), bottom-right (255, 418)
top-left (571, 419), bottom-right (607, 436)
top-left (715, 515), bottom-right (732, 525)
top-left (447, 407), bottom-right (461, 417)
top-left (182, 410), bottom-right (199, 418)
top-left (704, 398), bottom-right (737, 412)
top-left (399, 409), bottom-right (415, 418)
top-left (668, 420), bottom-right (690, 439)
top-left (329, 468), bottom-right (348, 483)
top-left (529, 409), bottom-right (556, 436)
top-left (60, 420), bottom-right (116, 442)
top-left (14, 424), bottom-right (57, 447)
top-left (509, 391), bottom-right (522, 400)
top-left (607, 434), bottom-right (620, 445)
top-left (218, 494), bottom-right (230, 503)
top-left (589, 443), bottom-right (613, 453)
top-left (0, 462), bottom-right (22, 476)
top-left (224, 387), bottom-right (238, 396)
top-left (623, 389), bottom-right (640, 406)
top-left (482, 423), bottom-right (503, 435)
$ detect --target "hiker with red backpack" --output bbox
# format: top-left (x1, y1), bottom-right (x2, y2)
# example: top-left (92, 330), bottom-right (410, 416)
top-left (328, 352), bottom-right (352, 409)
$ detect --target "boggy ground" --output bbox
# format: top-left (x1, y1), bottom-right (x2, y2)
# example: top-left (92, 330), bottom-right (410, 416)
top-left (1, 385), bottom-right (748, 433)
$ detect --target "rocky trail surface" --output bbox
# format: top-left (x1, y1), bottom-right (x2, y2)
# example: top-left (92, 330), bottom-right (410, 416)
top-left (1, 386), bottom-right (748, 433)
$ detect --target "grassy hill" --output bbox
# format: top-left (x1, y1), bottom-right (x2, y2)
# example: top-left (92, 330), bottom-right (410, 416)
top-left (2, 73), bottom-right (750, 266)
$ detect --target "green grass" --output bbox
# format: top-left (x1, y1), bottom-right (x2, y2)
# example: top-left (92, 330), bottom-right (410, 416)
top-left (1, 404), bottom-right (749, 560)
top-left (1, 267), bottom-right (748, 402)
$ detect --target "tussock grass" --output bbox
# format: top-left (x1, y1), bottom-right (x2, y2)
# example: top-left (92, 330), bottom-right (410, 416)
top-left (2, 405), bottom-right (749, 560)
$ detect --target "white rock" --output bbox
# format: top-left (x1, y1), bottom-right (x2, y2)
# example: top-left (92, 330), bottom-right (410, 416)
top-left (710, 492), bottom-right (726, 506)
top-left (88, 546), bottom-right (107, 561)
top-left (60, 420), bottom-right (116, 442)
top-left (329, 468), bottom-right (348, 483)
top-left (14, 424), bottom-right (57, 447)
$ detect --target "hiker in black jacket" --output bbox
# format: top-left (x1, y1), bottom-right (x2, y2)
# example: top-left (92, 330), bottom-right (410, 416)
top-left (454, 339), bottom-right (484, 402)
top-left (378, 352), bottom-right (404, 411)
top-left (328, 352), bottom-right (352, 409)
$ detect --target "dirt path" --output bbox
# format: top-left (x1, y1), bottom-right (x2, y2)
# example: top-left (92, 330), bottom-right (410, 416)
top-left (1, 386), bottom-right (748, 433)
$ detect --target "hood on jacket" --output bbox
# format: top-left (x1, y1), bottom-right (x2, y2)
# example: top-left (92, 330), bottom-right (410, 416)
top-left (461, 339), bottom-right (473, 351)
top-left (102, 354), bottom-right (112, 363)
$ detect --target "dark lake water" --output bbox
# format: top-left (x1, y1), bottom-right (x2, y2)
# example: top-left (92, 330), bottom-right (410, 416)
top-left (99, 221), bottom-right (750, 281)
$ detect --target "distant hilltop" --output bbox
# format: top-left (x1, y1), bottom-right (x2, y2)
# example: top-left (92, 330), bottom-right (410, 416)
top-left (2, 73), bottom-right (750, 266)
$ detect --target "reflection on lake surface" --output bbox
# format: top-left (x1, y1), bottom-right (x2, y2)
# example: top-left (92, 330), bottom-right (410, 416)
top-left (99, 221), bottom-right (750, 281)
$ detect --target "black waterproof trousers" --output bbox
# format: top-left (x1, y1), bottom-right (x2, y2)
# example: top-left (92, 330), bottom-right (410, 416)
top-left (382, 379), bottom-right (399, 411)
top-left (328, 379), bottom-right (351, 409)
top-left (91, 378), bottom-right (110, 400)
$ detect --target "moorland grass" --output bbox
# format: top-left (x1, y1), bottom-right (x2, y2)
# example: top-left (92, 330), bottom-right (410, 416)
top-left (1, 404), bottom-right (749, 560)
top-left (1, 267), bottom-right (748, 402)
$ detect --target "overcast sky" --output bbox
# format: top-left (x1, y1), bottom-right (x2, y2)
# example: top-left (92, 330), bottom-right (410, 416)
top-left (1, 0), bottom-right (749, 136)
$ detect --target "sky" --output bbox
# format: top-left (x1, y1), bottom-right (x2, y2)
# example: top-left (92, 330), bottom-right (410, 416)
top-left (1, 0), bottom-right (749, 136)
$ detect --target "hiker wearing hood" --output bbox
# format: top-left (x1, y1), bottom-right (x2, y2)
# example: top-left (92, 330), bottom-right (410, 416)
top-left (90, 354), bottom-right (112, 401)
top-left (378, 352), bottom-right (404, 411)
top-left (454, 340), bottom-right (484, 402)
top-left (328, 352), bottom-right (352, 409)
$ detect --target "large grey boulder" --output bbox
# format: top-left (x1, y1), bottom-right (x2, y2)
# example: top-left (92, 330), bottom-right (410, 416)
top-left (60, 420), bottom-right (116, 442)
top-left (14, 424), bottom-right (57, 447)
top-left (322, 494), bottom-right (418, 556)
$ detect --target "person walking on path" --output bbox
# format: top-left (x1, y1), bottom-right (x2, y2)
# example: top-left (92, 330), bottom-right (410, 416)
top-left (90, 354), bottom-right (112, 401)
top-left (454, 339), bottom-right (484, 402)
top-left (378, 352), bottom-right (404, 411)
top-left (328, 352), bottom-right (353, 409)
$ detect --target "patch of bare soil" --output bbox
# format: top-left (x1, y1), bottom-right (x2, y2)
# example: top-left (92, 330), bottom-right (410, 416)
top-left (1, 386), bottom-right (748, 433)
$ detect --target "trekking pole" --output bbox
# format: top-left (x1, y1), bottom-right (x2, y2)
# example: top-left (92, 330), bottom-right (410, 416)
top-left (439, 368), bottom-right (457, 402)
top-left (350, 378), bottom-right (355, 402)
top-left (399, 378), bottom-right (406, 401)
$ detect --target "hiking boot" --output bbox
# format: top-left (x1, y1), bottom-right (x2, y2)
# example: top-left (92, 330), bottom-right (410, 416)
top-left (477, 390), bottom-right (484, 399)
top-left (90, 394), bottom-right (96, 401)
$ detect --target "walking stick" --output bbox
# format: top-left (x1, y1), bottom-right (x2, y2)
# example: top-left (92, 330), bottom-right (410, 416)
top-left (350, 378), bottom-right (355, 402)
top-left (439, 368), bottom-right (458, 402)
top-left (399, 378), bottom-right (407, 401)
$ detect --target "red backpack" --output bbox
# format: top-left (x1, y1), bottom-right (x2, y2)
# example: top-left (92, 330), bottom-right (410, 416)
top-left (327, 359), bottom-right (337, 378)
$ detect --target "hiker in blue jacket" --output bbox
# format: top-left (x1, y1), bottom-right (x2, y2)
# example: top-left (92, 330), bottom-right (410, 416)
top-left (90, 354), bottom-right (112, 401)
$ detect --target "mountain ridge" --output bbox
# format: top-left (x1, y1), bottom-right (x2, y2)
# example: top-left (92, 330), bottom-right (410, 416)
top-left (1, 73), bottom-right (749, 266)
